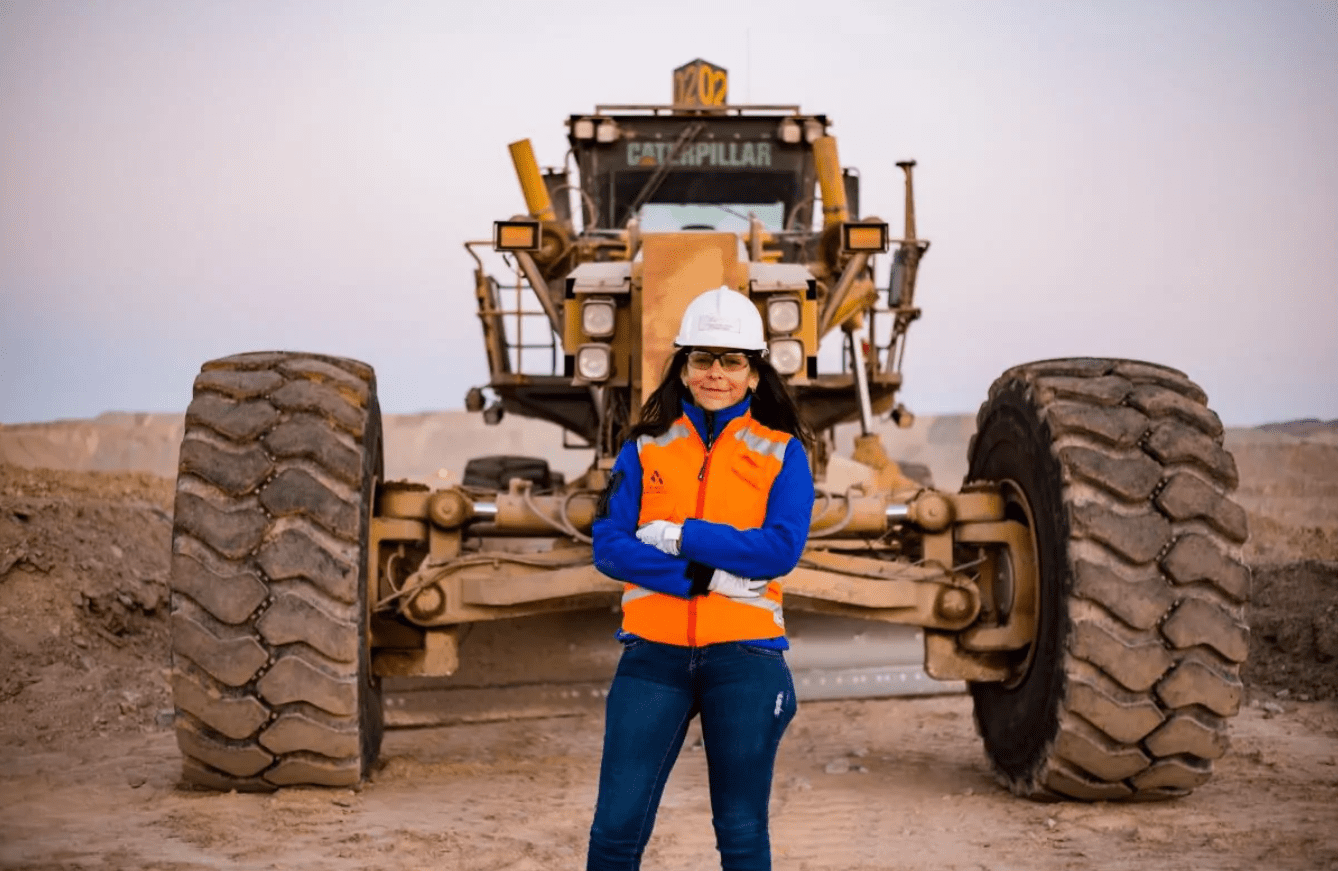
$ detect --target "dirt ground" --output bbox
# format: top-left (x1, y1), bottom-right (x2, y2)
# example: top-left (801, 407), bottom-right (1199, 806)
top-left (1, 456), bottom-right (1337, 871)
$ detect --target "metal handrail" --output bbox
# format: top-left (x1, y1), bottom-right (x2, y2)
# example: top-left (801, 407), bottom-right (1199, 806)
top-left (492, 274), bottom-right (559, 376)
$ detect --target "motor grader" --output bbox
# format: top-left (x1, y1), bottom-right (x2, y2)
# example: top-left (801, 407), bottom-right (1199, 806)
top-left (167, 59), bottom-right (1251, 800)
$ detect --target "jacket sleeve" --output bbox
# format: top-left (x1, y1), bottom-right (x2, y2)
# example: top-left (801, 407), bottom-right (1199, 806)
top-left (678, 438), bottom-right (814, 579)
top-left (591, 440), bottom-right (697, 598)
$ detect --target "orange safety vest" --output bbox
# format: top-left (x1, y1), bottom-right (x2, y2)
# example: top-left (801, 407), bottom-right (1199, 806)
top-left (621, 412), bottom-right (791, 646)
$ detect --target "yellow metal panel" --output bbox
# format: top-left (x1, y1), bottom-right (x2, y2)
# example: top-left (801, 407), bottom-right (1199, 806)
top-left (801, 297), bottom-right (818, 373)
top-left (637, 233), bottom-right (747, 406)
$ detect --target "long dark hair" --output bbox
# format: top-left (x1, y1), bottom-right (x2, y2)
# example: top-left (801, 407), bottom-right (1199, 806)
top-left (626, 348), bottom-right (815, 452)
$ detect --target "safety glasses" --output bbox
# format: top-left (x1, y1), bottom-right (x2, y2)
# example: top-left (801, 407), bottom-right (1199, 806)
top-left (686, 350), bottom-right (752, 372)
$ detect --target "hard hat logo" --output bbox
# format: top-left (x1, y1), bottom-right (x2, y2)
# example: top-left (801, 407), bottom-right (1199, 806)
top-left (674, 286), bottom-right (767, 351)
top-left (695, 314), bottom-right (742, 335)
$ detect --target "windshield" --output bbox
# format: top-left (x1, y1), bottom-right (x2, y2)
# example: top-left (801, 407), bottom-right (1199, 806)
top-left (637, 202), bottom-right (785, 233)
top-left (607, 168), bottom-right (800, 230)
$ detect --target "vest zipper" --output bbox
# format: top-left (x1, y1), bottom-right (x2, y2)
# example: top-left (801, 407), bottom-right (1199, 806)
top-left (697, 409), bottom-right (716, 480)
top-left (689, 409), bottom-right (720, 647)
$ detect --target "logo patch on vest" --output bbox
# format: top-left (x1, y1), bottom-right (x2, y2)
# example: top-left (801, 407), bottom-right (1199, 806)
top-left (646, 469), bottom-right (666, 494)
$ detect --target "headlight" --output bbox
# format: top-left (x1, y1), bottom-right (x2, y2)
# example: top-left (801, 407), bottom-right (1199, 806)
top-left (572, 118), bottom-right (595, 140)
top-left (766, 297), bottom-right (801, 334)
top-left (768, 339), bottom-right (804, 376)
top-left (576, 344), bottom-right (611, 381)
top-left (804, 119), bottom-right (825, 143)
top-left (581, 299), bottom-right (616, 338)
top-left (777, 119), bottom-right (802, 144)
top-left (595, 120), bottom-right (620, 143)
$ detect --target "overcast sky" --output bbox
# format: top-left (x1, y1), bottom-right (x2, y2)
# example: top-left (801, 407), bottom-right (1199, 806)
top-left (2, 1), bottom-right (1335, 427)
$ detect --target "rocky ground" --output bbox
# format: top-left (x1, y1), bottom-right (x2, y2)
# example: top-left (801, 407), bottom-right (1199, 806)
top-left (1, 435), bottom-right (1336, 869)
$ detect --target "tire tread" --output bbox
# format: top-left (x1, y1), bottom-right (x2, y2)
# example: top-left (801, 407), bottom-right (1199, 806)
top-left (169, 351), bottom-right (382, 791)
top-left (968, 358), bottom-right (1248, 802)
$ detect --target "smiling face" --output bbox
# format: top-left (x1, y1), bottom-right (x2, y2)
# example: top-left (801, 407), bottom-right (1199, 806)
top-left (680, 347), bottom-right (760, 411)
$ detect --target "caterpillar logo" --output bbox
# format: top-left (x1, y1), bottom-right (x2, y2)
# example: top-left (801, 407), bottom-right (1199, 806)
top-left (626, 141), bottom-right (772, 168)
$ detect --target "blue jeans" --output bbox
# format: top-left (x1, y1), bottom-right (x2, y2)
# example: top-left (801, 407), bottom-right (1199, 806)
top-left (586, 639), bottom-right (798, 871)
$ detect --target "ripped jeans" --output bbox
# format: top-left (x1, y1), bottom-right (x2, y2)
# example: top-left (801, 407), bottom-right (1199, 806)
top-left (586, 638), bottom-right (798, 871)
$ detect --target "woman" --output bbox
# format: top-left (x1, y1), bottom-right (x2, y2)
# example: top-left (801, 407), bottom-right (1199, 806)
top-left (587, 285), bottom-right (816, 871)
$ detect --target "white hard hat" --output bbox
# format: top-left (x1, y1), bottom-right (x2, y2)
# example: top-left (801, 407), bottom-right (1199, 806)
top-left (673, 286), bottom-right (767, 352)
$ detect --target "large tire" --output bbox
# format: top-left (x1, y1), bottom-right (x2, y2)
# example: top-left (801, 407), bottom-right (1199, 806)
top-left (168, 351), bottom-right (384, 790)
top-left (967, 358), bottom-right (1250, 800)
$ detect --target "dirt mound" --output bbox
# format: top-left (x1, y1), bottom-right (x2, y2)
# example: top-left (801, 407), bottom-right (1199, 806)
top-left (1244, 560), bottom-right (1338, 701)
top-left (1256, 418), bottom-right (1338, 440)
top-left (0, 465), bottom-right (175, 748)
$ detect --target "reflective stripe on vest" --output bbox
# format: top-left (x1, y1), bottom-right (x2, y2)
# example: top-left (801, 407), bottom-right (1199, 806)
top-left (621, 412), bottom-right (790, 646)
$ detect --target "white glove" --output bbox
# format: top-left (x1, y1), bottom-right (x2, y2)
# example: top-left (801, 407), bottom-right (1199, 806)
top-left (708, 570), bottom-right (769, 599)
top-left (636, 520), bottom-right (682, 555)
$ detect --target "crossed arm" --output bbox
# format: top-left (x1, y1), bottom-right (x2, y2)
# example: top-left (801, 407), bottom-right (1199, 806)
top-left (591, 439), bottom-right (814, 599)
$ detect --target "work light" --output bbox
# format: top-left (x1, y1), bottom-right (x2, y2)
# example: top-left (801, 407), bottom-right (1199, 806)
top-left (768, 339), bottom-right (804, 376)
top-left (841, 221), bottom-right (889, 253)
top-left (576, 344), bottom-right (611, 381)
top-left (581, 299), bottom-right (616, 338)
top-left (766, 297), bottom-right (801, 334)
top-left (493, 220), bottom-right (541, 251)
